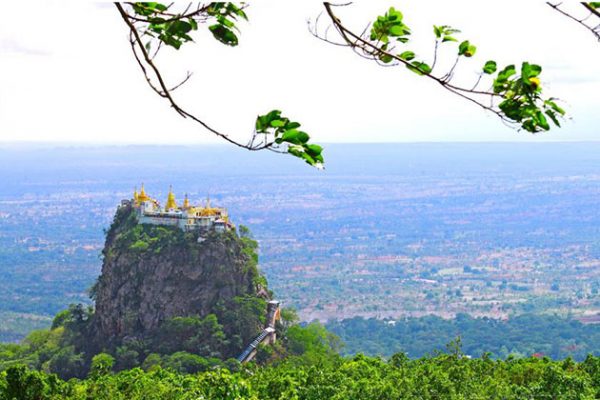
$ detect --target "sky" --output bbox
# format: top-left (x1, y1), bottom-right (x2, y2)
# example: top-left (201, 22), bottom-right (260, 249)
top-left (0, 1), bottom-right (599, 145)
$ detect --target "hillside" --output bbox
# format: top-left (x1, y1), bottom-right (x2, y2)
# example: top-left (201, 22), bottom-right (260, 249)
top-left (0, 204), bottom-right (282, 379)
top-left (92, 203), bottom-right (269, 351)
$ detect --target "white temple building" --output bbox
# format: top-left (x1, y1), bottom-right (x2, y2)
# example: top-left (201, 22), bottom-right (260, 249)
top-left (122, 184), bottom-right (233, 233)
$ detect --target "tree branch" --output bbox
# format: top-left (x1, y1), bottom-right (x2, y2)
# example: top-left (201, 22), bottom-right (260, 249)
top-left (547, 2), bottom-right (600, 41)
top-left (318, 2), bottom-right (565, 133)
top-left (115, 3), bottom-right (275, 151)
top-left (320, 3), bottom-right (509, 123)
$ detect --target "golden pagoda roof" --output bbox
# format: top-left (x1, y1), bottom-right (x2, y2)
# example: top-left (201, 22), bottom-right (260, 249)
top-left (137, 183), bottom-right (151, 202)
top-left (165, 186), bottom-right (178, 210)
top-left (199, 195), bottom-right (221, 216)
top-left (187, 206), bottom-right (221, 217)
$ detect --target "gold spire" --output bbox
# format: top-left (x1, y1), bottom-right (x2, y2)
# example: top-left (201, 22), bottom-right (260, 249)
top-left (198, 193), bottom-right (220, 216)
top-left (165, 185), bottom-right (177, 210)
top-left (183, 193), bottom-right (190, 210)
top-left (133, 187), bottom-right (139, 202)
top-left (138, 183), bottom-right (150, 202)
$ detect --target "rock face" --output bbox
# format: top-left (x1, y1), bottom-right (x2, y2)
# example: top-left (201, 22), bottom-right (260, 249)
top-left (92, 204), bottom-right (268, 346)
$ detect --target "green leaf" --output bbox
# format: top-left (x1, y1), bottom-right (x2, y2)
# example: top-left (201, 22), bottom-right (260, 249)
top-left (389, 25), bottom-right (407, 36)
top-left (167, 20), bottom-right (192, 35)
top-left (435, 24), bottom-right (461, 40)
top-left (522, 119), bottom-right (536, 132)
top-left (266, 109), bottom-right (282, 120)
top-left (387, 7), bottom-right (403, 21)
top-left (255, 116), bottom-right (267, 132)
top-left (521, 62), bottom-right (542, 79)
top-left (208, 23), bottom-right (239, 46)
top-left (231, 5), bottom-right (248, 21)
top-left (280, 129), bottom-right (309, 145)
top-left (442, 36), bottom-right (458, 42)
top-left (287, 145), bottom-right (323, 168)
top-left (133, 2), bottom-right (168, 16)
top-left (370, 7), bottom-right (410, 45)
top-left (256, 110), bottom-right (324, 168)
top-left (466, 45), bottom-right (476, 57)
top-left (483, 60), bottom-right (497, 74)
top-left (544, 100), bottom-right (565, 116)
top-left (379, 53), bottom-right (393, 64)
top-left (255, 110), bottom-right (282, 132)
top-left (158, 33), bottom-right (182, 49)
top-left (305, 144), bottom-right (323, 156)
top-left (496, 65), bottom-right (516, 82)
top-left (545, 110), bottom-right (561, 127)
top-left (217, 15), bottom-right (235, 29)
top-left (536, 110), bottom-right (550, 131)
top-left (406, 61), bottom-right (432, 75)
top-left (149, 3), bottom-right (167, 11)
top-left (458, 40), bottom-right (476, 57)
top-left (399, 51), bottom-right (416, 61)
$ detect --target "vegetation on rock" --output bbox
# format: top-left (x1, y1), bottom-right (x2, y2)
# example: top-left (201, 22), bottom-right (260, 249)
top-left (0, 205), bottom-right (279, 379)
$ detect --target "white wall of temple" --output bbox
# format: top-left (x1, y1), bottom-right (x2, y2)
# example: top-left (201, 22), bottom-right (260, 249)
top-left (139, 215), bottom-right (179, 226)
top-left (177, 218), bottom-right (188, 230)
top-left (132, 203), bottom-right (231, 232)
top-left (141, 201), bottom-right (156, 213)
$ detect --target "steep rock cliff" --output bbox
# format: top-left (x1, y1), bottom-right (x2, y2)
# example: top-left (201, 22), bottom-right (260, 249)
top-left (92, 204), bottom-right (269, 351)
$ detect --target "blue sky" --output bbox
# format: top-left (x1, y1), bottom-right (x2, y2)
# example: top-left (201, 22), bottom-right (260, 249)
top-left (0, 1), bottom-right (598, 144)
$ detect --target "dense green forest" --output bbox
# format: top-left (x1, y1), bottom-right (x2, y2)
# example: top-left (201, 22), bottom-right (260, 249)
top-left (327, 314), bottom-right (600, 361)
top-left (1, 348), bottom-right (600, 399)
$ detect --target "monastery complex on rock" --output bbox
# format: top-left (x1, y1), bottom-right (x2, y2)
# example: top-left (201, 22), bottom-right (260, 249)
top-left (121, 184), bottom-right (233, 233)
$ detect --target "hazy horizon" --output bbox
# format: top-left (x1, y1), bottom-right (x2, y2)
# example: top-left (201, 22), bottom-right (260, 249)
top-left (2, 139), bottom-right (600, 148)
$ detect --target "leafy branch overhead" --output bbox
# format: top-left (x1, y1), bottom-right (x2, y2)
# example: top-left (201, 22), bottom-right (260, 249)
top-left (255, 111), bottom-right (324, 168)
top-left (115, 2), bottom-right (324, 168)
top-left (313, 3), bottom-right (567, 133)
top-left (547, 2), bottom-right (600, 42)
top-left (116, 2), bottom-right (582, 168)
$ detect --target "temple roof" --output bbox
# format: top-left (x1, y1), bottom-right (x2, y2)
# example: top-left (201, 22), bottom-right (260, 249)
top-left (165, 186), bottom-right (177, 210)
top-left (137, 183), bottom-right (151, 203)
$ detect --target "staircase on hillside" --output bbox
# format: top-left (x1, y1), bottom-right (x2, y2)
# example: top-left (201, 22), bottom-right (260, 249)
top-left (236, 300), bottom-right (280, 363)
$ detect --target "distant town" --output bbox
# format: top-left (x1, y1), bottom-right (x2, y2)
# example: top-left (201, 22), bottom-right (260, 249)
top-left (0, 144), bottom-right (599, 341)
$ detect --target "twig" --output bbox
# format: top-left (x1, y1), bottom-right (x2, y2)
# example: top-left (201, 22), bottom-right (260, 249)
top-left (115, 3), bottom-right (276, 151)
top-left (547, 2), bottom-right (600, 41)
top-left (318, 2), bottom-right (537, 128)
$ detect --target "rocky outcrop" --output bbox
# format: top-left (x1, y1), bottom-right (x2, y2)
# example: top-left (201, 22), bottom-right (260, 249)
top-left (92, 204), bottom-right (268, 347)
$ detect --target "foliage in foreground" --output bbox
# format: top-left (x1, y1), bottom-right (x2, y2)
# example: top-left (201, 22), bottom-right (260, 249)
top-left (1, 350), bottom-right (600, 400)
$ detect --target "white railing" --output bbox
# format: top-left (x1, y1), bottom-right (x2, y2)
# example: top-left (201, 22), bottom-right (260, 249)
top-left (236, 327), bottom-right (275, 362)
